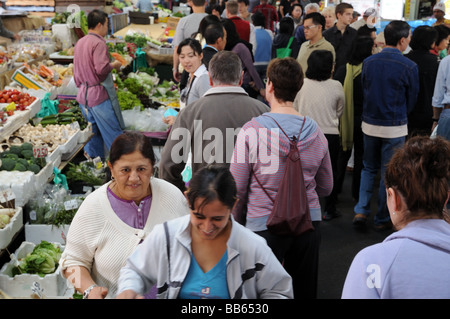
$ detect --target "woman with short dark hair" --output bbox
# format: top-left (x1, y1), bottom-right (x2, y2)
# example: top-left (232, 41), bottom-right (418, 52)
top-left (60, 131), bottom-right (190, 298)
top-left (294, 49), bottom-right (344, 221)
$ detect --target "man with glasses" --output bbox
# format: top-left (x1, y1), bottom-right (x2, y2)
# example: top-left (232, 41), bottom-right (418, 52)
top-left (296, 12), bottom-right (335, 73)
top-left (323, 2), bottom-right (357, 70)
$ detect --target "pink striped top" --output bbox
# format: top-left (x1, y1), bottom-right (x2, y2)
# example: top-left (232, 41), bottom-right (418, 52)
top-left (230, 114), bottom-right (333, 231)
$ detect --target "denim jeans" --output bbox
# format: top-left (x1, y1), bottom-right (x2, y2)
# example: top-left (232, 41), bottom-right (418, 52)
top-left (79, 99), bottom-right (123, 159)
top-left (354, 134), bottom-right (405, 225)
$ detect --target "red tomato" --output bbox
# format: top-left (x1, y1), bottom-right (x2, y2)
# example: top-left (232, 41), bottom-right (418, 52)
top-left (11, 94), bottom-right (18, 101)
top-left (0, 98), bottom-right (5, 103)
top-left (6, 98), bottom-right (12, 103)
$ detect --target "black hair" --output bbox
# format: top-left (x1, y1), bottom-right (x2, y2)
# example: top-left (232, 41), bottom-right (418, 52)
top-left (87, 9), bottom-right (108, 30)
top-left (176, 37), bottom-right (203, 55)
top-left (410, 25), bottom-right (438, 51)
top-left (186, 164), bottom-right (237, 212)
top-left (203, 22), bottom-right (225, 45)
top-left (237, 0), bottom-right (249, 6)
top-left (109, 131), bottom-right (155, 166)
top-left (279, 17), bottom-right (294, 35)
top-left (348, 35), bottom-right (374, 65)
top-left (434, 24), bottom-right (450, 47)
top-left (305, 50), bottom-right (334, 81)
top-left (303, 12), bottom-right (325, 30)
top-left (384, 20), bottom-right (410, 46)
top-left (251, 10), bottom-right (266, 27)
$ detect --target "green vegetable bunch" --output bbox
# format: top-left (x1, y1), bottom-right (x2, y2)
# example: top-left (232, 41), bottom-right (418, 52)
top-left (0, 142), bottom-right (45, 173)
top-left (12, 241), bottom-right (62, 277)
top-left (124, 34), bottom-right (149, 49)
top-left (64, 161), bottom-right (106, 186)
top-left (117, 90), bottom-right (143, 111)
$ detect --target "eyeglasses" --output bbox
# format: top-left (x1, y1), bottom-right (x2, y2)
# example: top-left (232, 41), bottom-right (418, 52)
top-left (304, 25), bottom-right (318, 31)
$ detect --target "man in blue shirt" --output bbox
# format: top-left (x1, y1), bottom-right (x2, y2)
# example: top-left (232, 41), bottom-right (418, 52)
top-left (353, 20), bottom-right (419, 231)
top-left (135, 0), bottom-right (153, 12)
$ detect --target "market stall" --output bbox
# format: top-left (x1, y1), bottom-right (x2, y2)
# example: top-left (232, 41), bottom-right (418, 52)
top-left (0, 1), bottom-right (190, 298)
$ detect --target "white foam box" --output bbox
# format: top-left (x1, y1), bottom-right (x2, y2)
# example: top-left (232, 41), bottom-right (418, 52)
top-left (0, 171), bottom-right (36, 207)
top-left (0, 207), bottom-right (23, 250)
top-left (34, 161), bottom-right (54, 193)
top-left (57, 129), bottom-right (80, 155)
top-left (77, 122), bottom-right (92, 144)
top-left (25, 222), bottom-right (70, 245)
top-left (0, 241), bottom-right (66, 297)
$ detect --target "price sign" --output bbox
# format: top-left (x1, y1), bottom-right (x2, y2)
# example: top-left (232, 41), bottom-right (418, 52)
top-left (64, 199), bottom-right (79, 211)
top-left (33, 145), bottom-right (48, 158)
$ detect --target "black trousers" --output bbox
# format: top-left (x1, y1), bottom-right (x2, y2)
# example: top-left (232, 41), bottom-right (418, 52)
top-left (255, 221), bottom-right (321, 299)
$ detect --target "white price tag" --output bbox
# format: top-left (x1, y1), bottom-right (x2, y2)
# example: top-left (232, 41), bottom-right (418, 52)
top-left (33, 145), bottom-right (48, 158)
top-left (64, 199), bottom-right (79, 211)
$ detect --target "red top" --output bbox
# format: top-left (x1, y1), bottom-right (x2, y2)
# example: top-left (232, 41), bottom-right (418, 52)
top-left (252, 4), bottom-right (278, 31)
top-left (229, 16), bottom-right (251, 42)
top-left (73, 32), bottom-right (113, 107)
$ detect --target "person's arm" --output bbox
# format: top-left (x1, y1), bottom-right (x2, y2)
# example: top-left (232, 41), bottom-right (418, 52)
top-left (406, 64), bottom-right (420, 115)
top-left (93, 42), bottom-right (115, 80)
top-left (235, 44), bottom-right (265, 92)
top-left (62, 266), bottom-right (108, 299)
top-left (230, 126), bottom-right (252, 225)
top-left (0, 18), bottom-right (15, 40)
top-left (431, 58), bottom-right (449, 130)
top-left (117, 224), bottom-right (164, 298)
top-left (249, 24), bottom-right (257, 56)
top-left (159, 110), bottom-right (190, 192)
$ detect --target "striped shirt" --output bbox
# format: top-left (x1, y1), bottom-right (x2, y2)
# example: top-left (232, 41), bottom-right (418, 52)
top-left (230, 114), bottom-right (333, 231)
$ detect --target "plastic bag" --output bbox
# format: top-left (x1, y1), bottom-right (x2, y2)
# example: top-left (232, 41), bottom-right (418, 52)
top-left (36, 92), bottom-right (59, 118)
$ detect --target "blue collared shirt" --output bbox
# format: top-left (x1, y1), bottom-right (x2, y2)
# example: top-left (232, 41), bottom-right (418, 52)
top-left (432, 54), bottom-right (450, 108)
top-left (361, 47), bottom-right (419, 127)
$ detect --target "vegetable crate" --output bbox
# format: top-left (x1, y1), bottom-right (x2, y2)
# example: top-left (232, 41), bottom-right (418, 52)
top-left (108, 12), bottom-right (128, 34)
top-left (0, 241), bottom-right (67, 298)
top-left (25, 223), bottom-right (70, 245)
top-left (0, 207), bottom-right (23, 250)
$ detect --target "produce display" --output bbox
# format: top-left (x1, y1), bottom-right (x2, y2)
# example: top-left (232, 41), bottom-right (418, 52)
top-left (11, 241), bottom-right (62, 277)
top-left (0, 89), bottom-right (36, 111)
top-left (0, 8), bottom-right (190, 298)
top-left (0, 142), bottom-right (45, 174)
top-left (0, 207), bottom-right (15, 230)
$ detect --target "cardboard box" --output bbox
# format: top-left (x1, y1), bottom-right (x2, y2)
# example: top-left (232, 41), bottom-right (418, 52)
top-left (166, 16), bottom-right (181, 30)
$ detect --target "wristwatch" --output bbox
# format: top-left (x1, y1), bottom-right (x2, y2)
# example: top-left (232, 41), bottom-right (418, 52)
top-left (83, 284), bottom-right (99, 299)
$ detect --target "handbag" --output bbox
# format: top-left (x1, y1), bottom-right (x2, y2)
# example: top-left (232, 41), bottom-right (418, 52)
top-left (276, 37), bottom-right (294, 58)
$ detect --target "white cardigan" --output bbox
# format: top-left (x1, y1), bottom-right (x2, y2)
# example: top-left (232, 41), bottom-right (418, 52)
top-left (59, 177), bottom-right (190, 298)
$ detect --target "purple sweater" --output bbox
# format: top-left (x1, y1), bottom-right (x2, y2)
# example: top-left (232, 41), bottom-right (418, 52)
top-left (74, 32), bottom-right (113, 107)
top-left (230, 114), bottom-right (333, 231)
top-left (232, 42), bottom-right (265, 91)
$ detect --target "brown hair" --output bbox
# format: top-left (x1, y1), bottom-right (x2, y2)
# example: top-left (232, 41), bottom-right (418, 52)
top-left (385, 136), bottom-right (450, 219)
top-left (266, 58), bottom-right (304, 102)
top-left (335, 2), bottom-right (353, 17)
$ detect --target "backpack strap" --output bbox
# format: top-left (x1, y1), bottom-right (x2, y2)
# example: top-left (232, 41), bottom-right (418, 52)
top-left (251, 115), bottom-right (306, 202)
top-left (262, 114), bottom-right (306, 142)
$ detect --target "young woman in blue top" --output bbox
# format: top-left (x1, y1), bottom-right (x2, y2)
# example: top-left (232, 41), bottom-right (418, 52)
top-left (116, 164), bottom-right (293, 299)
